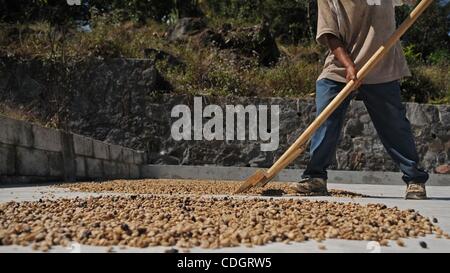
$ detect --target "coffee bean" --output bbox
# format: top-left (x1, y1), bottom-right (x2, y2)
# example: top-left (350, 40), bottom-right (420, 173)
top-left (165, 248), bottom-right (178, 253)
top-left (137, 228), bottom-right (147, 236)
top-left (121, 224), bottom-right (130, 232)
top-left (419, 241), bottom-right (427, 249)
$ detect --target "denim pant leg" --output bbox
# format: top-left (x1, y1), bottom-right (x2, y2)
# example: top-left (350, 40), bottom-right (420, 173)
top-left (302, 78), bottom-right (353, 180)
top-left (358, 81), bottom-right (429, 184)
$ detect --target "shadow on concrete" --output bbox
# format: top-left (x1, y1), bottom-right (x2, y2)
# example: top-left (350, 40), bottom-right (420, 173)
top-left (260, 189), bottom-right (287, 196)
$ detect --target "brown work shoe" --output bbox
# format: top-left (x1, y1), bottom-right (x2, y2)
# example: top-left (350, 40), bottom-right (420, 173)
top-left (405, 182), bottom-right (427, 200)
top-left (290, 178), bottom-right (328, 196)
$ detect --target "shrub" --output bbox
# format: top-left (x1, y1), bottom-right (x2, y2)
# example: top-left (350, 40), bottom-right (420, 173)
top-left (403, 44), bottom-right (423, 66)
top-left (401, 66), bottom-right (448, 103)
top-left (427, 49), bottom-right (450, 66)
top-left (395, 2), bottom-right (450, 59)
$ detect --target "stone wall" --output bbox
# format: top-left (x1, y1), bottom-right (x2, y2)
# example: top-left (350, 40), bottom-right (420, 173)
top-left (0, 115), bottom-right (147, 184)
top-left (0, 57), bottom-right (448, 174)
top-left (139, 95), bottom-right (449, 174)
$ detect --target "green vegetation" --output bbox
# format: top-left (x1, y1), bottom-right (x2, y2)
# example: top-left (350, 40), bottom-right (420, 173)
top-left (0, 0), bottom-right (448, 104)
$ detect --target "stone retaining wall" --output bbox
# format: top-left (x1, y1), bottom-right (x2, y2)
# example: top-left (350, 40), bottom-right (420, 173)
top-left (138, 95), bottom-right (449, 174)
top-left (0, 57), bottom-right (448, 174)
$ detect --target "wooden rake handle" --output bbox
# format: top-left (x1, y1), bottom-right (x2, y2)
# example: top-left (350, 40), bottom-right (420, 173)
top-left (264, 0), bottom-right (433, 181)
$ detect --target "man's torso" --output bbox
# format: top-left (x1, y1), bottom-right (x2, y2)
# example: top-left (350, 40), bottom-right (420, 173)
top-left (317, 0), bottom-right (411, 84)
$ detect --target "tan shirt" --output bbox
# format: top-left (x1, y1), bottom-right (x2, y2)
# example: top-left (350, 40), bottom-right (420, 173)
top-left (317, 0), bottom-right (411, 84)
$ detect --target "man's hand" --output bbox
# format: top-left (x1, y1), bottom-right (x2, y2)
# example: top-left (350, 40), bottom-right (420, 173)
top-left (345, 63), bottom-right (361, 89)
top-left (324, 34), bottom-right (361, 90)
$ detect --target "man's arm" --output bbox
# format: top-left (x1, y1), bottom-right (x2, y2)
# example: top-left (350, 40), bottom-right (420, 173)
top-left (323, 33), bottom-right (360, 87)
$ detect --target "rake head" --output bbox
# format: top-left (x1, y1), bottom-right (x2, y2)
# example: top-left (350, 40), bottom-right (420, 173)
top-left (234, 170), bottom-right (271, 194)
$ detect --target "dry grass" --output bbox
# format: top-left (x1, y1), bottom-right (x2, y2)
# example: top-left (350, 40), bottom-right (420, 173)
top-left (0, 103), bottom-right (47, 126)
top-left (0, 17), bottom-right (448, 102)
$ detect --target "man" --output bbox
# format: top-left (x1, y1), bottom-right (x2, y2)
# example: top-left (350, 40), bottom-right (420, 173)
top-left (290, 0), bottom-right (429, 199)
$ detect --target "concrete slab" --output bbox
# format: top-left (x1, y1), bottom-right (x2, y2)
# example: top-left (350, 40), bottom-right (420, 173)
top-left (109, 145), bottom-right (123, 161)
top-left (103, 161), bottom-right (118, 179)
top-left (15, 146), bottom-right (49, 176)
top-left (129, 164), bottom-right (140, 179)
top-left (133, 151), bottom-right (146, 165)
top-left (116, 163), bottom-right (129, 178)
top-left (75, 156), bottom-right (86, 178)
top-left (0, 182), bottom-right (449, 253)
top-left (122, 148), bottom-right (135, 164)
top-left (0, 115), bottom-right (33, 147)
top-left (0, 143), bottom-right (15, 175)
top-left (0, 236), bottom-right (447, 253)
top-left (32, 125), bottom-right (62, 152)
top-left (92, 140), bottom-right (109, 160)
top-left (73, 134), bottom-right (93, 157)
top-left (85, 158), bottom-right (103, 178)
top-left (47, 151), bottom-right (64, 177)
top-left (141, 165), bottom-right (450, 186)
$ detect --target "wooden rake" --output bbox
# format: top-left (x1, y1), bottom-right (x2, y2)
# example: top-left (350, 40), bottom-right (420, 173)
top-left (235, 0), bottom-right (433, 194)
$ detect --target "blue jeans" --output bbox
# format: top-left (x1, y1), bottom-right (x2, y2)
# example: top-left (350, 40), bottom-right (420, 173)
top-left (302, 78), bottom-right (429, 184)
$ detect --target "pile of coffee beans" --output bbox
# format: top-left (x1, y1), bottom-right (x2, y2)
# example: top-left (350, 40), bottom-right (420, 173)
top-left (58, 179), bottom-right (367, 198)
top-left (1, 195), bottom-right (446, 251)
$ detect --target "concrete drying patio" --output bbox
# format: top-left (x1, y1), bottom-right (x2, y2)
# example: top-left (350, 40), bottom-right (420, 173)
top-left (1, 181), bottom-right (450, 253)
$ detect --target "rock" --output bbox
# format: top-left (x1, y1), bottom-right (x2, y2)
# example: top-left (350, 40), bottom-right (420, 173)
top-left (438, 105), bottom-right (450, 124)
top-left (220, 23), bottom-right (232, 33)
top-left (407, 103), bottom-right (429, 126)
top-left (221, 22), bottom-right (280, 66)
top-left (344, 118), bottom-right (364, 138)
top-left (17, 75), bottom-right (44, 101)
top-left (143, 48), bottom-right (184, 68)
top-left (167, 17), bottom-right (207, 42)
top-left (435, 164), bottom-right (450, 174)
top-left (138, 67), bottom-right (158, 87)
top-left (88, 39), bottom-right (122, 58)
top-left (195, 29), bottom-right (225, 48)
top-left (359, 114), bottom-right (371, 124)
